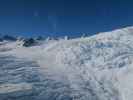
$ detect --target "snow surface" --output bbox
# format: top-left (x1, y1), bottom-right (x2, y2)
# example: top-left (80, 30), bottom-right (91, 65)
top-left (1, 26), bottom-right (133, 100)
top-left (0, 83), bottom-right (32, 94)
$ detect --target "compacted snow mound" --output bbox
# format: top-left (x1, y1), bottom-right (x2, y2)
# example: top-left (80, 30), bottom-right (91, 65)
top-left (1, 26), bottom-right (133, 100)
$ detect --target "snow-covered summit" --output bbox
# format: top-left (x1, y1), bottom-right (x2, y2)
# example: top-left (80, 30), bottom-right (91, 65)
top-left (1, 26), bottom-right (133, 100)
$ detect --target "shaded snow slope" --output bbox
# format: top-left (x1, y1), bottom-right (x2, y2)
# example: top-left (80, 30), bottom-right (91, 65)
top-left (1, 26), bottom-right (133, 100)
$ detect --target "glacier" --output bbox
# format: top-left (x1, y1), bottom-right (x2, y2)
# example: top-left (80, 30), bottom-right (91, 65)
top-left (1, 26), bottom-right (133, 100)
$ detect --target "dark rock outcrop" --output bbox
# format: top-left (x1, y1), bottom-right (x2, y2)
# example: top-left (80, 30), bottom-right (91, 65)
top-left (23, 38), bottom-right (36, 47)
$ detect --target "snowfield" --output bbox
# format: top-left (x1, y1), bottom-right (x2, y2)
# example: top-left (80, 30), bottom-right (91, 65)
top-left (1, 26), bottom-right (133, 100)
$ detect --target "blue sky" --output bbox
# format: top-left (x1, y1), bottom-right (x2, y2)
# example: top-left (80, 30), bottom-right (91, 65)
top-left (0, 0), bottom-right (133, 37)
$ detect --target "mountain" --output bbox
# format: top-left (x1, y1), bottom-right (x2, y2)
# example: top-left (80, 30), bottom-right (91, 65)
top-left (2, 35), bottom-right (17, 41)
top-left (0, 34), bottom-right (3, 41)
top-left (0, 26), bottom-right (133, 100)
top-left (0, 35), bottom-right (42, 47)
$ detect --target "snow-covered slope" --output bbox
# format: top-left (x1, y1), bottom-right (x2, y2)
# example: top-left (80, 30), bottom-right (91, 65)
top-left (1, 26), bottom-right (133, 100)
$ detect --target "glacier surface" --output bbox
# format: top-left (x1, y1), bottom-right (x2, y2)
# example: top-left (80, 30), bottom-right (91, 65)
top-left (1, 26), bottom-right (133, 100)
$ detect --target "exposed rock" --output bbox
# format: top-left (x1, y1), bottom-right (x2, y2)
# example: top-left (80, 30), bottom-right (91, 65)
top-left (23, 38), bottom-right (36, 47)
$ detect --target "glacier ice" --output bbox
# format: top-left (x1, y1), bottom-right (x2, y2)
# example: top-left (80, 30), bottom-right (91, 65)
top-left (1, 26), bottom-right (133, 100)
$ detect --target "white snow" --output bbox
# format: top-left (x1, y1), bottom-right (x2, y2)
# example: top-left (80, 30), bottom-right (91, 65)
top-left (2, 26), bottom-right (133, 100)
